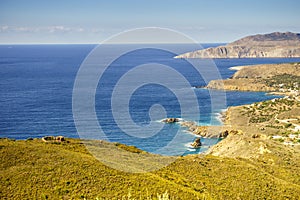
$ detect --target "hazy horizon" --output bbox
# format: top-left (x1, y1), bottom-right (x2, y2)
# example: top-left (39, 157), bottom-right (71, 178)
top-left (1, 0), bottom-right (299, 44)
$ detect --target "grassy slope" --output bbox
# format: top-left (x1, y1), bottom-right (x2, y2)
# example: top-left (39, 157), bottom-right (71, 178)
top-left (1, 138), bottom-right (300, 199)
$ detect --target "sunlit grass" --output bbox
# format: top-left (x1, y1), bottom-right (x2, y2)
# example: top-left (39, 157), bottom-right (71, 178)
top-left (1, 138), bottom-right (300, 199)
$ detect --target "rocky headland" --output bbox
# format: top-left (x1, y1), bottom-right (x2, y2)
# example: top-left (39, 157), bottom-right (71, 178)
top-left (175, 32), bottom-right (300, 58)
top-left (206, 62), bottom-right (300, 94)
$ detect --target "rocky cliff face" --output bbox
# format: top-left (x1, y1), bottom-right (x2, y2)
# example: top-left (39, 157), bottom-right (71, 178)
top-left (176, 32), bottom-right (300, 58)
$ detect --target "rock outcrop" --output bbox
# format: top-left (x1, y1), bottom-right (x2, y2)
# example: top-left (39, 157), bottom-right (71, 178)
top-left (42, 136), bottom-right (65, 142)
top-left (179, 120), bottom-right (231, 138)
top-left (191, 138), bottom-right (202, 148)
top-left (162, 118), bottom-right (179, 123)
top-left (175, 32), bottom-right (300, 58)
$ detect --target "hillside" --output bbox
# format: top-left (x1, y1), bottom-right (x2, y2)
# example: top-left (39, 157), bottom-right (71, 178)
top-left (206, 62), bottom-right (300, 93)
top-left (1, 138), bottom-right (300, 199)
top-left (199, 62), bottom-right (300, 160)
top-left (175, 32), bottom-right (300, 58)
top-left (207, 96), bottom-right (300, 157)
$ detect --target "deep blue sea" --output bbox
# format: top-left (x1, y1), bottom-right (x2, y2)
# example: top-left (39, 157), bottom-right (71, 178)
top-left (1, 44), bottom-right (300, 155)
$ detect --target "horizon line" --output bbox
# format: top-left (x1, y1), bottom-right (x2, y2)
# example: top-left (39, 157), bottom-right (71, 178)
top-left (0, 42), bottom-right (228, 45)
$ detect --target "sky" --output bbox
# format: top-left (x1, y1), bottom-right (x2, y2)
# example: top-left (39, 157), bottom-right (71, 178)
top-left (0, 0), bottom-right (299, 44)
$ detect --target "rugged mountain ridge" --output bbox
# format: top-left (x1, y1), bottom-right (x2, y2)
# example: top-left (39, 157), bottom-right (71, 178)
top-left (176, 32), bottom-right (300, 58)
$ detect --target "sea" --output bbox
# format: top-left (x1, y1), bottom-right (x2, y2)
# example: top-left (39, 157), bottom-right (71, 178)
top-left (1, 44), bottom-right (300, 156)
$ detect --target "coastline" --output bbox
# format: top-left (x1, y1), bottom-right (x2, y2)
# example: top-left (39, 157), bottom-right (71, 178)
top-left (177, 62), bottom-right (300, 157)
top-left (2, 62), bottom-right (299, 157)
top-left (2, 63), bottom-right (300, 200)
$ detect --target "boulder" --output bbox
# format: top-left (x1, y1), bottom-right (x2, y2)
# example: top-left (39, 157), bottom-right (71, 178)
top-left (42, 136), bottom-right (55, 142)
top-left (162, 118), bottom-right (179, 123)
top-left (42, 135), bottom-right (65, 142)
top-left (219, 130), bottom-right (229, 138)
top-left (55, 136), bottom-right (65, 142)
top-left (191, 138), bottom-right (202, 148)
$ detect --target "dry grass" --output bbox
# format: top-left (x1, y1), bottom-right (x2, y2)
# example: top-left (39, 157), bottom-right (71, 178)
top-left (1, 137), bottom-right (300, 199)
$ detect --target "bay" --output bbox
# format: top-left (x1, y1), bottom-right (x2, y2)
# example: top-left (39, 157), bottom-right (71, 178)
top-left (1, 44), bottom-right (299, 155)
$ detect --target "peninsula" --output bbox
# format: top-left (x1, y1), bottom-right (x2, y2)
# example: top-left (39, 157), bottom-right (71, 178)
top-left (175, 32), bottom-right (300, 58)
top-left (191, 62), bottom-right (300, 159)
top-left (207, 62), bottom-right (300, 93)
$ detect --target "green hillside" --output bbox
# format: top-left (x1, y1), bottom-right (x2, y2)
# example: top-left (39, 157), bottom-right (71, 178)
top-left (1, 138), bottom-right (300, 199)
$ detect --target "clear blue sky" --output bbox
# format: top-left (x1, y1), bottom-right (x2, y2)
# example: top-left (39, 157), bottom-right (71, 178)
top-left (0, 0), bottom-right (299, 44)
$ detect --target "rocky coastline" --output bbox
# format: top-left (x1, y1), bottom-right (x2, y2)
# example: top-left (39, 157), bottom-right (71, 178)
top-left (163, 62), bottom-right (300, 156)
top-left (175, 32), bottom-right (300, 59)
top-left (162, 112), bottom-right (232, 139)
top-left (204, 63), bottom-right (300, 158)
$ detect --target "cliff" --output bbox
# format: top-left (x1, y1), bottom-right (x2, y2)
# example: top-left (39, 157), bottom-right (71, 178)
top-left (176, 32), bottom-right (300, 58)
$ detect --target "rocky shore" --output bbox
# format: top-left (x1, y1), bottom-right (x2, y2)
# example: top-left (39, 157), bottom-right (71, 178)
top-left (162, 115), bottom-right (233, 139)
top-left (162, 62), bottom-right (300, 157)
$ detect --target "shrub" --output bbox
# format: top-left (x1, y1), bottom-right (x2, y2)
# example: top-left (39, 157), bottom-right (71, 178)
top-left (285, 123), bottom-right (293, 128)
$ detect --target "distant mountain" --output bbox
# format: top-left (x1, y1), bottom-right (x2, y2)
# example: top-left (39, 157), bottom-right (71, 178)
top-left (175, 32), bottom-right (300, 58)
